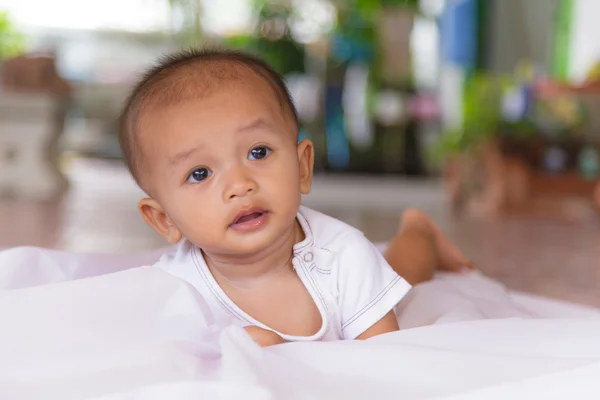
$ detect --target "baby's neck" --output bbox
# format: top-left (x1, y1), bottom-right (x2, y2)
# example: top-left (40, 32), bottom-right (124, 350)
top-left (203, 219), bottom-right (304, 287)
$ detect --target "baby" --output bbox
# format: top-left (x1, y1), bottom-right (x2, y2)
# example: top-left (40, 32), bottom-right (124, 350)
top-left (118, 49), bottom-right (473, 346)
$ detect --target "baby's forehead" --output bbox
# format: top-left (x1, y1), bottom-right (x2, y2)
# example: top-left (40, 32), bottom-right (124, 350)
top-left (135, 63), bottom-right (296, 143)
top-left (130, 58), bottom-right (298, 171)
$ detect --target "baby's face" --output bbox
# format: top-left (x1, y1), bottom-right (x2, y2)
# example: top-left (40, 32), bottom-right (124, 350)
top-left (137, 76), bottom-right (313, 257)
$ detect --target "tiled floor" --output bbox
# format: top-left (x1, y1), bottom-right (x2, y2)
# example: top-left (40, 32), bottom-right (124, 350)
top-left (2, 158), bottom-right (600, 307)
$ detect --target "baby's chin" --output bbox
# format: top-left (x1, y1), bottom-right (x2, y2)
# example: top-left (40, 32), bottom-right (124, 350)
top-left (193, 223), bottom-right (297, 258)
top-left (189, 231), bottom-right (278, 257)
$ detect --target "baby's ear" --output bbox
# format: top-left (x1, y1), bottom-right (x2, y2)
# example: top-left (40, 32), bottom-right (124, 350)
top-left (138, 198), bottom-right (182, 244)
top-left (297, 139), bottom-right (314, 195)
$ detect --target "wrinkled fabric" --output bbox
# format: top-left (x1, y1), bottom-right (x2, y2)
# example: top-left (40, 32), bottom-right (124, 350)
top-left (1, 246), bottom-right (599, 399)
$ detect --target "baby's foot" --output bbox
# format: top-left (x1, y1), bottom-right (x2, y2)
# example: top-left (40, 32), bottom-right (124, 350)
top-left (430, 220), bottom-right (475, 273)
top-left (402, 209), bottom-right (475, 273)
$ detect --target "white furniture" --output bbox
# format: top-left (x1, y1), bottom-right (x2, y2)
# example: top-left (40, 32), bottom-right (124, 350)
top-left (0, 93), bottom-right (68, 201)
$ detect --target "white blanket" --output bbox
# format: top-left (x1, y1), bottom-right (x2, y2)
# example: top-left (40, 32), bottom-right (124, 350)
top-left (1, 246), bottom-right (599, 399)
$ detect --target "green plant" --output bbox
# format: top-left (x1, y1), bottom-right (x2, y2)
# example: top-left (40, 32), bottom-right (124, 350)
top-left (335, 0), bottom-right (420, 16)
top-left (165, 0), bottom-right (305, 75)
top-left (225, 1), bottom-right (306, 75)
top-left (431, 74), bottom-right (511, 160)
top-left (0, 12), bottom-right (25, 59)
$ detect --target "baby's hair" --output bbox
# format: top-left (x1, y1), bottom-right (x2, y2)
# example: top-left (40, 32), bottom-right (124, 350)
top-left (118, 48), bottom-right (300, 190)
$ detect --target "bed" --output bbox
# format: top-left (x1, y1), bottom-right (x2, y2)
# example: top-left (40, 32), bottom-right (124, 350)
top-left (1, 245), bottom-right (599, 399)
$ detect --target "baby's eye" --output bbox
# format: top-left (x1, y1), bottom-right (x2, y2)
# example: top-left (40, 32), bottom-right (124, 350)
top-left (248, 146), bottom-right (272, 161)
top-left (186, 167), bottom-right (212, 183)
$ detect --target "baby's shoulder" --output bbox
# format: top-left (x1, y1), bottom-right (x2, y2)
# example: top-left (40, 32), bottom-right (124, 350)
top-left (152, 240), bottom-right (197, 275)
top-left (298, 206), bottom-right (370, 254)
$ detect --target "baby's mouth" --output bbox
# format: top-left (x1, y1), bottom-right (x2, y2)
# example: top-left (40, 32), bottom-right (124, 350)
top-left (230, 208), bottom-right (269, 227)
top-left (233, 211), bottom-right (265, 225)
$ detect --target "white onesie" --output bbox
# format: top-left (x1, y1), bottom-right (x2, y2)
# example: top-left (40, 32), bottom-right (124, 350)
top-left (153, 206), bottom-right (411, 341)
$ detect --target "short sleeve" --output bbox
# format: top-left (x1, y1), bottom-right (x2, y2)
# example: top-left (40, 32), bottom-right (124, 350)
top-left (336, 233), bottom-right (412, 339)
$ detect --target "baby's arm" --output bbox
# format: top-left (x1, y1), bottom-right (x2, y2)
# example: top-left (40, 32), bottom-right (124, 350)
top-left (355, 311), bottom-right (399, 339)
top-left (335, 230), bottom-right (411, 341)
top-left (244, 325), bottom-right (285, 347)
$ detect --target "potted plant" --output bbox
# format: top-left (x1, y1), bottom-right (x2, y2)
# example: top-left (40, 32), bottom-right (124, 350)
top-left (432, 73), bottom-right (518, 215)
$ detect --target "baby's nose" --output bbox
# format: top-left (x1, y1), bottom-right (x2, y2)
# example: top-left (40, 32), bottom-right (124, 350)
top-left (224, 168), bottom-right (257, 200)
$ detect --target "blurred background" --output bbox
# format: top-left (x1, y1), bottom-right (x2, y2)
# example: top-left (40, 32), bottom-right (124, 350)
top-left (1, 0), bottom-right (600, 306)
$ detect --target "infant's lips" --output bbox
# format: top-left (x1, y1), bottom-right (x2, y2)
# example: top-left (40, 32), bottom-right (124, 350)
top-left (228, 208), bottom-right (270, 233)
top-left (230, 207), bottom-right (268, 226)
top-left (233, 211), bottom-right (264, 225)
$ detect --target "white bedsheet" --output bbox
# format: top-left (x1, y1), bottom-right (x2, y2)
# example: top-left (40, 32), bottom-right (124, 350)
top-left (1, 246), bottom-right (599, 399)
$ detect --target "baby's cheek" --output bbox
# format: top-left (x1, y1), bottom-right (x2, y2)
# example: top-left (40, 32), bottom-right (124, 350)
top-left (176, 209), bottom-right (225, 244)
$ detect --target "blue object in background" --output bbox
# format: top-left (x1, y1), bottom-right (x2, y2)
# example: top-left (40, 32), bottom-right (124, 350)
top-left (325, 85), bottom-right (350, 170)
top-left (543, 146), bottom-right (567, 174)
top-left (298, 128), bottom-right (309, 143)
top-left (326, 10), bottom-right (375, 170)
top-left (502, 84), bottom-right (533, 122)
top-left (578, 146), bottom-right (600, 180)
top-left (331, 34), bottom-right (374, 64)
top-left (440, 0), bottom-right (479, 69)
top-left (326, 112), bottom-right (351, 170)
top-left (331, 11), bottom-right (375, 64)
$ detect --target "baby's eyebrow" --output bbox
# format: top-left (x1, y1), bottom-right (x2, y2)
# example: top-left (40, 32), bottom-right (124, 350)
top-left (237, 118), bottom-right (274, 134)
top-left (168, 118), bottom-right (276, 167)
top-left (168, 145), bottom-right (202, 167)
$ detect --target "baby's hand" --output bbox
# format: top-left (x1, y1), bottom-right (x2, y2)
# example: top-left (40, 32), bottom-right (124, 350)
top-left (244, 326), bottom-right (286, 347)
